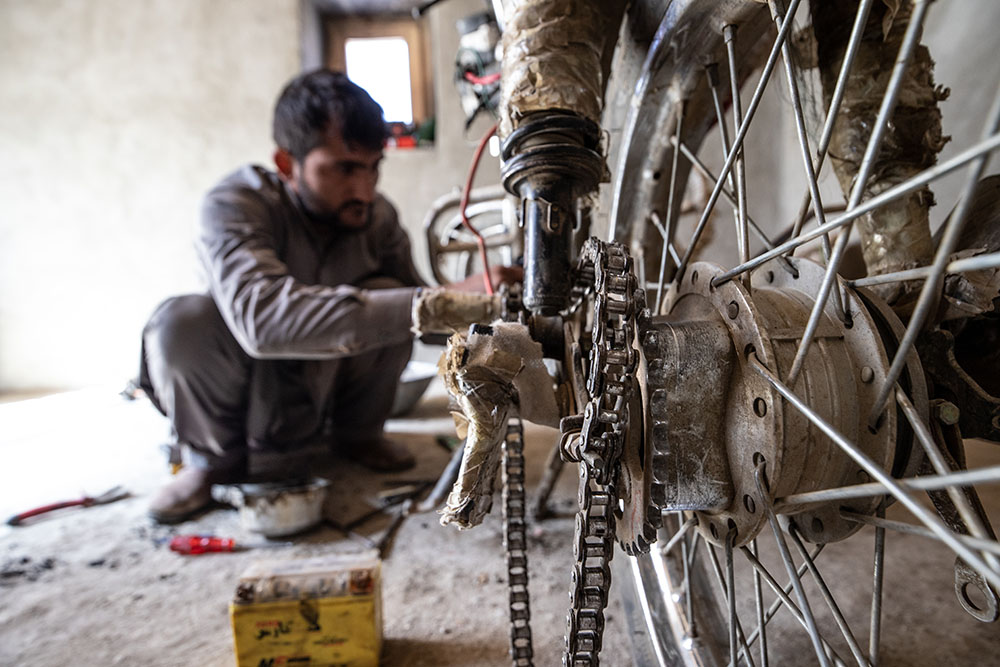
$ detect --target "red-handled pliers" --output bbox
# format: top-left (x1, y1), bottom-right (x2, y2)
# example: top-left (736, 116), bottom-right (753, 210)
top-left (6, 486), bottom-right (130, 526)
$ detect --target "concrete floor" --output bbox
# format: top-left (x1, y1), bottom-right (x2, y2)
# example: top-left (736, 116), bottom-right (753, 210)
top-left (0, 382), bottom-right (630, 666)
top-left (1, 382), bottom-right (998, 665)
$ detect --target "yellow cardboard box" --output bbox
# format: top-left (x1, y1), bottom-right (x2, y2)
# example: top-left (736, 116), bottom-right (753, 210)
top-left (230, 550), bottom-right (382, 667)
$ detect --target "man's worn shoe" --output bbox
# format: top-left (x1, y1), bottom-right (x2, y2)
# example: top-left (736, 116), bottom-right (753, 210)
top-left (345, 437), bottom-right (416, 472)
top-left (148, 467), bottom-right (215, 524)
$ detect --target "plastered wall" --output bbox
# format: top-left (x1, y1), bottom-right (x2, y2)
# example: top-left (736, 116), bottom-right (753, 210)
top-left (0, 0), bottom-right (496, 391)
top-left (0, 0), bottom-right (300, 391)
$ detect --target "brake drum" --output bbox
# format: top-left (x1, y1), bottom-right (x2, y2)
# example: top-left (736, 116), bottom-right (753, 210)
top-left (639, 256), bottom-right (927, 547)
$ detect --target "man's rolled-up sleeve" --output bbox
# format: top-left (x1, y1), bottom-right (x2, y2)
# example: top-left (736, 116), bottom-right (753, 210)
top-left (198, 186), bottom-right (416, 359)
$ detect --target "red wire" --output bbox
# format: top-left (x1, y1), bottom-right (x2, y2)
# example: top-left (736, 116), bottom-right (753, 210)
top-left (464, 71), bottom-right (501, 86)
top-left (459, 123), bottom-right (498, 295)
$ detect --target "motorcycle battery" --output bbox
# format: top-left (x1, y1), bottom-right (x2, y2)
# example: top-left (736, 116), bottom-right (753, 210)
top-left (230, 550), bottom-right (382, 667)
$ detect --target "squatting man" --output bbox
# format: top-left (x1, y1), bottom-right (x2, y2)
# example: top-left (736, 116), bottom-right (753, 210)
top-left (139, 69), bottom-right (520, 523)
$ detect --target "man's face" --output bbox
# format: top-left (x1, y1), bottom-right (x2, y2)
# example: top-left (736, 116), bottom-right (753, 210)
top-left (287, 131), bottom-right (383, 229)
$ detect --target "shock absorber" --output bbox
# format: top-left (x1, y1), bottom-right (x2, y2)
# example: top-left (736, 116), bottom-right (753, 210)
top-left (500, 111), bottom-right (603, 315)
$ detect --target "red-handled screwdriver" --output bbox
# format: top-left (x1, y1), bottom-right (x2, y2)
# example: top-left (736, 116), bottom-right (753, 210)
top-left (168, 535), bottom-right (291, 555)
top-left (169, 535), bottom-right (237, 554)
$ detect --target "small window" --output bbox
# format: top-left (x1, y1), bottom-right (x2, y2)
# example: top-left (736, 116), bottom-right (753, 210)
top-left (326, 16), bottom-right (432, 144)
top-left (344, 37), bottom-right (413, 124)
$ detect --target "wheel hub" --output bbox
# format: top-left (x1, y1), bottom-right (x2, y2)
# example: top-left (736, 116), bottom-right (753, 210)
top-left (638, 256), bottom-right (927, 547)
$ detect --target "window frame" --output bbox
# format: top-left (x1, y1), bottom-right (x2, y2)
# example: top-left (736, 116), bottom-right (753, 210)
top-left (325, 15), bottom-right (433, 128)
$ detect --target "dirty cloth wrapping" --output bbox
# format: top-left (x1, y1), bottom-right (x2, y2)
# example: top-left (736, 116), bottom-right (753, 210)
top-left (410, 288), bottom-right (502, 335)
top-left (499, 0), bottom-right (623, 137)
top-left (439, 322), bottom-right (560, 529)
top-left (812, 0), bottom-right (946, 304)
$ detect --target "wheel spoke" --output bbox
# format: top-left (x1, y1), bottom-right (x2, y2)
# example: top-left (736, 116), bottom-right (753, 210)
top-left (672, 137), bottom-right (793, 268)
top-left (751, 538), bottom-right (768, 667)
top-left (785, 0), bottom-right (932, 387)
top-left (726, 530), bottom-right (740, 666)
top-left (768, 0), bottom-right (847, 325)
top-left (712, 131), bottom-right (1000, 286)
top-left (676, 0), bottom-right (805, 285)
top-left (659, 515), bottom-right (697, 557)
top-left (649, 514), bottom-right (703, 651)
top-left (682, 528), bottom-right (697, 639)
top-left (841, 510), bottom-right (1000, 557)
top-left (774, 464), bottom-right (1000, 511)
top-left (706, 59), bottom-right (790, 276)
top-left (648, 211), bottom-right (685, 277)
top-left (847, 252), bottom-right (1000, 288)
top-left (741, 543), bottom-right (847, 666)
top-left (705, 540), bottom-right (757, 667)
top-left (871, 84), bottom-right (1000, 421)
top-left (742, 544), bottom-right (824, 654)
top-left (869, 502), bottom-right (886, 667)
top-left (788, 523), bottom-right (871, 667)
top-left (754, 462), bottom-right (832, 667)
top-left (724, 24), bottom-right (751, 287)
top-left (706, 63), bottom-right (735, 186)
top-left (655, 102), bottom-right (685, 313)
top-left (749, 353), bottom-right (1000, 591)
top-left (787, 0), bottom-right (877, 243)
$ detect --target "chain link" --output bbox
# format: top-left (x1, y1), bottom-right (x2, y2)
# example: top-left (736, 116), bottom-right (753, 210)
top-left (503, 419), bottom-right (534, 667)
top-left (563, 238), bottom-right (640, 666)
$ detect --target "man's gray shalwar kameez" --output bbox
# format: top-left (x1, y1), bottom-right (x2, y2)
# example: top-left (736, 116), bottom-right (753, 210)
top-left (140, 165), bottom-right (424, 473)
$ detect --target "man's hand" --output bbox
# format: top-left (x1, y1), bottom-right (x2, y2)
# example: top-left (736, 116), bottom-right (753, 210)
top-left (450, 265), bottom-right (524, 294)
top-left (411, 288), bottom-right (502, 335)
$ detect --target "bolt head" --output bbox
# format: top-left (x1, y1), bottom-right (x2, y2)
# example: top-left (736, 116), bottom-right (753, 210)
top-left (860, 366), bottom-right (875, 383)
top-left (935, 401), bottom-right (961, 426)
top-left (727, 301), bottom-right (740, 319)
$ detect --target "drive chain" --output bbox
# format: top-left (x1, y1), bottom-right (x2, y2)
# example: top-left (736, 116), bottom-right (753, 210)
top-left (563, 238), bottom-right (640, 666)
top-left (503, 418), bottom-right (534, 667)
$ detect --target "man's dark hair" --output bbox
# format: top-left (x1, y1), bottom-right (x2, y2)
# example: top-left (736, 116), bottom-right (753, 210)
top-left (273, 69), bottom-right (388, 160)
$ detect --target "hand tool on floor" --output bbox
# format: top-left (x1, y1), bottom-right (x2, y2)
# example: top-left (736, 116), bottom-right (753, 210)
top-left (325, 499), bottom-right (414, 559)
top-left (373, 499), bottom-right (413, 559)
top-left (168, 534), bottom-right (292, 555)
top-left (375, 482), bottom-right (434, 505)
top-left (343, 481), bottom-right (432, 531)
top-left (6, 486), bottom-right (130, 526)
top-left (324, 519), bottom-right (379, 551)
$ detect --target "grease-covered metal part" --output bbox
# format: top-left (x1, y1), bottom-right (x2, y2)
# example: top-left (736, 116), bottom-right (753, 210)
top-left (639, 317), bottom-right (736, 513)
top-left (812, 0), bottom-right (949, 305)
top-left (933, 175), bottom-right (1000, 322)
top-left (498, 0), bottom-right (625, 315)
top-left (665, 258), bottom-right (906, 547)
top-left (572, 240), bottom-right (640, 485)
top-left (566, 466), bottom-right (615, 666)
top-left (918, 328), bottom-right (1000, 442)
top-left (612, 378), bottom-right (661, 556)
top-left (498, 0), bottom-right (625, 137)
top-left (559, 238), bottom-right (641, 664)
top-left (920, 411), bottom-right (1000, 622)
top-left (502, 113), bottom-right (604, 315)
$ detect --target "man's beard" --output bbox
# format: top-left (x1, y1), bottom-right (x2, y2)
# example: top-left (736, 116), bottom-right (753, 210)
top-left (296, 181), bottom-right (371, 230)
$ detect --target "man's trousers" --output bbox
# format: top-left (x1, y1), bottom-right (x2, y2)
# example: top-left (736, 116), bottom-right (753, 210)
top-left (138, 292), bottom-right (411, 473)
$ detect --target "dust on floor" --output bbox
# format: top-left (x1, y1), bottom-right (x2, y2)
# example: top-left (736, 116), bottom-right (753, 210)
top-left (0, 384), bottom-right (632, 666)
